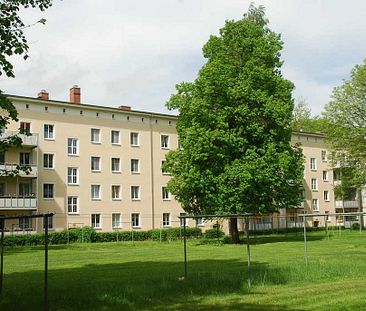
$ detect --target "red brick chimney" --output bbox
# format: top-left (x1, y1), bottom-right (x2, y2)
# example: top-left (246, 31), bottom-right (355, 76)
top-left (37, 90), bottom-right (49, 100)
top-left (69, 85), bottom-right (81, 104)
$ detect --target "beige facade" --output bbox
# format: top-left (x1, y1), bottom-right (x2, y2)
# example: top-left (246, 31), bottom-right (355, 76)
top-left (0, 89), bottom-right (351, 232)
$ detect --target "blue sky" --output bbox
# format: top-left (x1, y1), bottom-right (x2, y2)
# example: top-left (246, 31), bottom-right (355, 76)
top-left (1, 0), bottom-right (365, 116)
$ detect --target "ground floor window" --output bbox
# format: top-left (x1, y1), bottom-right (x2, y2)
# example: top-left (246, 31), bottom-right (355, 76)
top-left (19, 217), bottom-right (31, 229)
top-left (131, 213), bottom-right (140, 228)
top-left (180, 212), bottom-right (188, 227)
top-left (112, 213), bottom-right (121, 229)
top-left (43, 215), bottom-right (53, 229)
top-left (162, 213), bottom-right (170, 227)
top-left (91, 214), bottom-right (101, 228)
top-left (196, 217), bottom-right (204, 227)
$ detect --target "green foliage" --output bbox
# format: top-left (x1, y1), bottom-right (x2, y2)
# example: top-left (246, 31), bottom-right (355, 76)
top-left (203, 228), bottom-right (225, 239)
top-left (292, 97), bottom-right (326, 133)
top-left (351, 223), bottom-right (360, 230)
top-left (165, 4), bottom-right (304, 218)
top-left (323, 58), bottom-right (366, 187)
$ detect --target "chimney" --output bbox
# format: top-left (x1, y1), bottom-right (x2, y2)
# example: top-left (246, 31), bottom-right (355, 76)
top-left (37, 89), bottom-right (49, 100)
top-left (118, 105), bottom-right (131, 111)
top-left (70, 85), bottom-right (81, 104)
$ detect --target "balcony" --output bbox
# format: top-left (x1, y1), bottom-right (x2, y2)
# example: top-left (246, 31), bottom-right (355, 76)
top-left (0, 164), bottom-right (38, 178)
top-left (335, 200), bottom-right (359, 208)
top-left (0, 196), bottom-right (37, 210)
top-left (0, 132), bottom-right (38, 147)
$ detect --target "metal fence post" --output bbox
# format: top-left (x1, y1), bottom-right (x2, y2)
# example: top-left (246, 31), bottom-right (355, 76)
top-left (44, 215), bottom-right (49, 311)
top-left (0, 217), bottom-right (4, 295)
top-left (303, 214), bottom-right (308, 265)
top-left (245, 217), bottom-right (251, 288)
top-left (183, 219), bottom-right (187, 279)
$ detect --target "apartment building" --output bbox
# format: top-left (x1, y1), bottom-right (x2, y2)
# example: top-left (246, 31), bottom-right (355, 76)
top-left (0, 87), bottom-right (349, 232)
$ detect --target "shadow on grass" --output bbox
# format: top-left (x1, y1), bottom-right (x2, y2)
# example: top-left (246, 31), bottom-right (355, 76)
top-left (0, 259), bottom-right (305, 311)
top-left (249, 234), bottom-right (327, 245)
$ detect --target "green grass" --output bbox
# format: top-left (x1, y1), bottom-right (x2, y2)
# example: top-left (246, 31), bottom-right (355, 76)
top-left (1, 230), bottom-right (366, 310)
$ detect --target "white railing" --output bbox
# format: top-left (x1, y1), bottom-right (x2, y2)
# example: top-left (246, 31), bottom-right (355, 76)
top-left (335, 200), bottom-right (359, 208)
top-left (0, 132), bottom-right (38, 146)
top-left (0, 164), bottom-right (38, 177)
top-left (0, 197), bottom-right (37, 209)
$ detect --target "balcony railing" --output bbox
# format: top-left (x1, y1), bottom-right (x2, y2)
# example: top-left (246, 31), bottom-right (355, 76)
top-left (0, 196), bottom-right (37, 209)
top-left (0, 163), bottom-right (38, 177)
top-left (335, 200), bottom-right (359, 208)
top-left (0, 132), bottom-right (38, 147)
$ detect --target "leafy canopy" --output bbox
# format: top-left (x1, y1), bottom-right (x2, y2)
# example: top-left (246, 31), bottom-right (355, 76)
top-left (164, 5), bottom-right (304, 216)
top-left (323, 58), bottom-right (366, 188)
top-left (292, 97), bottom-right (326, 133)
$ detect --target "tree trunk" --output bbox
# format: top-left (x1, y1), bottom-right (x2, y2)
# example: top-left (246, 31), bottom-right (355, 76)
top-left (229, 217), bottom-right (240, 243)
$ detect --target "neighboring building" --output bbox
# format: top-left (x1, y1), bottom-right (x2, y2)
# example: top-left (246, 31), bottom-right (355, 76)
top-left (0, 88), bottom-right (354, 232)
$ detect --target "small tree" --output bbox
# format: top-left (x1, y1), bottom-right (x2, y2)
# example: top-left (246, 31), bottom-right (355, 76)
top-left (0, 0), bottom-right (52, 172)
top-left (165, 5), bottom-right (304, 242)
top-left (292, 97), bottom-right (326, 133)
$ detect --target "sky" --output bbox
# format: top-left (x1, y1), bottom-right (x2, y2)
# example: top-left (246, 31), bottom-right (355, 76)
top-left (1, 0), bottom-right (366, 116)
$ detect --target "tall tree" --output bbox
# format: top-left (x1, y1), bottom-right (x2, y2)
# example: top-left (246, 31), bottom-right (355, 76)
top-left (292, 97), bottom-right (326, 133)
top-left (0, 0), bottom-right (52, 171)
top-left (164, 5), bottom-right (304, 241)
top-left (323, 58), bottom-right (366, 188)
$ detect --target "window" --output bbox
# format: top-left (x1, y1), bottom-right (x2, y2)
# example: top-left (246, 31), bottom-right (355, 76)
top-left (161, 135), bottom-right (169, 149)
top-left (0, 183), bottom-right (5, 196)
top-left (324, 191), bottom-right (329, 202)
top-left (43, 153), bottom-right (54, 169)
top-left (162, 213), bottom-right (171, 227)
top-left (67, 138), bottom-right (78, 155)
top-left (111, 130), bottom-right (120, 144)
top-left (43, 184), bottom-right (54, 198)
top-left (321, 150), bottom-right (327, 162)
top-left (91, 185), bottom-right (101, 200)
top-left (112, 185), bottom-right (121, 200)
top-left (131, 159), bottom-right (140, 173)
top-left (91, 128), bottom-right (101, 143)
top-left (162, 186), bottom-right (170, 200)
top-left (312, 199), bottom-right (319, 211)
top-left (91, 156), bottom-right (101, 171)
top-left (112, 213), bottom-right (121, 229)
top-left (67, 167), bottom-right (78, 184)
top-left (131, 186), bottom-right (140, 200)
top-left (322, 170), bottom-right (328, 181)
top-left (111, 158), bottom-right (120, 172)
top-left (19, 217), bottom-right (31, 229)
top-left (43, 216), bottom-right (53, 229)
top-left (67, 196), bottom-right (78, 214)
top-left (180, 212), bottom-right (188, 227)
top-left (131, 213), bottom-right (140, 228)
top-left (196, 217), bottom-right (204, 227)
top-left (310, 158), bottom-right (317, 171)
top-left (311, 178), bottom-right (318, 191)
top-left (44, 124), bottom-right (54, 140)
top-left (19, 183), bottom-right (31, 196)
top-left (130, 132), bottom-right (139, 146)
top-left (161, 160), bottom-right (169, 175)
top-left (0, 151), bottom-right (4, 164)
top-left (20, 122), bottom-right (31, 132)
top-left (91, 214), bottom-right (101, 228)
top-left (19, 152), bottom-right (30, 165)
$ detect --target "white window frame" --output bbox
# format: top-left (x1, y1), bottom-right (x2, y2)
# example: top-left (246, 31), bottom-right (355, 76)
top-left (162, 186), bottom-right (170, 201)
top-left (91, 214), bottom-right (101, 229)
top-left (111, 130), bottom-right (120, 145)
top-left (112, 213), bottom-right (122, 229)
top-left (196, 217), bottom-right (204, 227)
top-left (91, 128), bottom-right (101, 144)
top-left (131, 159), bottom-right (140, 174)
top-left (67, 138), bottom-right (79, 156)
top-left (20, 121), bottom-right (31, 132)
top-left (130, 132), bottom-right (139, 146)
top-left (162, 213), bottom-right (171, 227)
top-left (43, 153), bottom-right (54, 169)
top-left (323, 190), bottom-right (329, 202)
top-left (161, 135), bottom-right (170, 149)
top-left (67, 196), bottom-right (79, 214)
top-left (43, 183), bottom-right (54, 199)
top-left (91, 156), bottom-right (101, 172)
top-left (44, 124), bottom-right (54, 140)
top-left (111, 185), bottom-right (121, 200)
top-left (91, 185), bottom-right (101, 200)
top-left (312, 199), bottom-right (319, 211)
top-left (322, 170), bottom-right (328, 181)
top-left (311, 178), bottom-right (318, 191)
top-left (131, 213), bottom-right (140, 228)
top-left (67, 167), bottom-right (79, 185)
top-left (111, 157), bottom-right (121, 173)
top-left (321, 150), bottom-right (327, 162)
top-left (310, 158), bottom-right (317, 171)
top-left (131, 186), bottom-right (140, 201)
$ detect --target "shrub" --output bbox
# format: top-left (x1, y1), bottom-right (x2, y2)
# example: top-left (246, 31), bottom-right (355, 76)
top-left (203, 228), bottom-right (225, 239)
top-left (351, 223), bottom-right (360, 230)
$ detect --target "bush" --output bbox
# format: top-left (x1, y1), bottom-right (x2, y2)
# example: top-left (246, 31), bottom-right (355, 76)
top-left (351, 223), bottom-right (360, 230)
top-left (203, 228), bottom-right (225, 239)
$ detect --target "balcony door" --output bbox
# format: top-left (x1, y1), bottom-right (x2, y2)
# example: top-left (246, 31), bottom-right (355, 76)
top-left (19, 183), bottom-right (32, 197)
top-left (0, 183), bottom-right (4, 196)
top-left (20, 152), bottom-right (31, 165)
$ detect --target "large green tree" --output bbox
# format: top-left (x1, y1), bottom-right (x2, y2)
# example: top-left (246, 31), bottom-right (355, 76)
top-left (164, 5), bottom-right (304, 241)
top-left (323, 58), bottom-right (366, 189)
top-left (0, 0), bottom-right (52, 171)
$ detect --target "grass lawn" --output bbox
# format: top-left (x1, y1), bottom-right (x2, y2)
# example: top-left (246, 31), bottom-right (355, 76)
top-left (1, 230), bottom-right (366, 310)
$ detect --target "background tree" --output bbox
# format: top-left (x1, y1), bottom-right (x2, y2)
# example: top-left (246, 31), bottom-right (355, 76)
top-left (0, 0), bottom-right (52, 173)
top-left (323, 58), bottom-right (366, 188)
top-left (292, 97), bottom-right (326, 133)
top-left (164, 5), bottom-right (304, 242)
